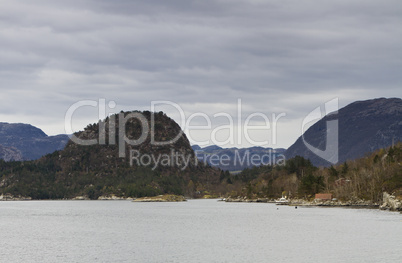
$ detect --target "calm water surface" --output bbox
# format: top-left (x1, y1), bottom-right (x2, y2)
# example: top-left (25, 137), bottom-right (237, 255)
top-left (0, 199), bottom-right (401, 263)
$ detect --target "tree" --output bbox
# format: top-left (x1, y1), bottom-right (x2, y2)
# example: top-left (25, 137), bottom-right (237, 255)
top-left (298, 173), bottom-right (325, 197)
top-left (329, 165), bottom-right (338, 178)
top-left (186, 180), bottom-right (195, 197)
top-left (341, 162), bottom-right (349, 175)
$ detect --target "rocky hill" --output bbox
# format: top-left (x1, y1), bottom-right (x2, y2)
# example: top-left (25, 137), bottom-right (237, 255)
top-left (0, 111), bottom-right (219, 199)
top-left (286, 98), bottom-right (402, 166)
top-left (220, 142), bottom-right (401, 205)
top-left (0, 123), bottom-right (69, 160)
top-left (192, 145), bottom-right (286, 171)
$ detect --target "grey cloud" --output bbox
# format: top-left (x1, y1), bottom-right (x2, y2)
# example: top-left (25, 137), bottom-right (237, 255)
top-left (0, 0), bottom-right (401, 147)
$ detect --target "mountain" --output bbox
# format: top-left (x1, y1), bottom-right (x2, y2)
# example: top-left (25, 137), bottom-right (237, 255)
top-left (0, 111), bottom-right (219, 199)
top-left (192, 145), bottom-right (286, 171)
top-left (286, 98), bottom-right (402, 166)
top-left (0, 123), bottom-right (69, 160)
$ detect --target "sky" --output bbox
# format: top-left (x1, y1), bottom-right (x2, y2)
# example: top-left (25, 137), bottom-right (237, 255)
top-left (0, 0), bottom-right (401, 149)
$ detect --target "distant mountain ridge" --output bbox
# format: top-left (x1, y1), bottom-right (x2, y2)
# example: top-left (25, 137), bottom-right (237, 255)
top-left (286, 97), bottom-right (402, 166)
top-left (0, 123), bottom-right (69, 160)
top-left (192, 145), bottom-right (286, 171)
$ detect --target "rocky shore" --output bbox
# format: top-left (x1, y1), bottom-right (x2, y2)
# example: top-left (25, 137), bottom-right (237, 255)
top-left (223, 196), bottom-right (377, 207)
top-left (379, 192), bottom-right (402, 211)
top-left (98, 195), bottom-right (131, 200)
top-left (132, 194), bottom-right (187, 202)
top-left (224, 197), bottom-right (276, 203)
top-left (1, 192), bottom-right (400, 211)
top-left (0, 194), bottom-right (32, 201)
top-left (223, 193), bottom-right (402, 211)
top-left (0, 193), bottom-right (185, 202)
top-left (289, 198), bottom-right (379, 208)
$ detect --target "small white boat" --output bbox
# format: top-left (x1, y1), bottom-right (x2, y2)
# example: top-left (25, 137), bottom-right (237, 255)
top-left (275, 197), bottom-right (289, 205)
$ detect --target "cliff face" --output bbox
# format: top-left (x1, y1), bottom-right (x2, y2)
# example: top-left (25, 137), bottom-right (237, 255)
top-left (0, 123), bottom-right (69, 160)
top-left (0, 145), bottom-right (22, 162)
top-left (286, 98), bottom-right (402, 166)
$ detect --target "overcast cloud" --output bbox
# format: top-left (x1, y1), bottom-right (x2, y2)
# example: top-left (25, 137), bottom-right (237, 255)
top-left (0, 0), bottom-right (401, 148)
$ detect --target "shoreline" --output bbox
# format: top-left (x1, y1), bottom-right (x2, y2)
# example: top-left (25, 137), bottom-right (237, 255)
top-left (224, 197), bottom-right (378, 206)
top-left (1, 193), bottom-right (401, 212)
top-left (223, 195), bottom-right (402, 212)
top-left (0, 194), bottom-right (184, 202)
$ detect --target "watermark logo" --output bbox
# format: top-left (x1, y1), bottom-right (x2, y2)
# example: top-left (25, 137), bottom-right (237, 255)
top-left (64, 98), bottom-right (339, 169)
top-left (64, 99), bottom-right (287, 159)
top-left (301, 98), bottom-right (339, 164)
top-left (194, 149), bottom-right (286, 168)
top-left (130, 149), bottom-right (194, 171)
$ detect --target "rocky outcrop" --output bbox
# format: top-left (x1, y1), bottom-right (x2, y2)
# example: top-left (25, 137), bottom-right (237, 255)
top-left (98, 195), bottom-right (127, 200)
top-left (132, 194), bottom-right (187, 202)
top-left (72, 196), bottom-right (90, 200)
top-left (380, 192), bottom-right (402, 211)
top-left (224, 197), bottom-right (276, 203)
top-left (0, 145), bottom-right (23, 161)
top-left (0, 194), bottom-right (32, 201)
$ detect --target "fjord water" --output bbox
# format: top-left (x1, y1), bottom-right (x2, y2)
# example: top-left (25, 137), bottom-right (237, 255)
top-left (0, 200), bottom-right (400, 263)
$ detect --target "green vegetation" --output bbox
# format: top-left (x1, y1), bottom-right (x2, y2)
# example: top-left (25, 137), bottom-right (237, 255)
top-left (0, 158), bottom-right (187, 199)
top-left (0, 110), bottom-right (400, 203)
top-left (215, 143), bottom-right (402, 202)
top-left (0, 111), bottom-right (220, 200)
top-left (1, 142), bottom-right (400, 201)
